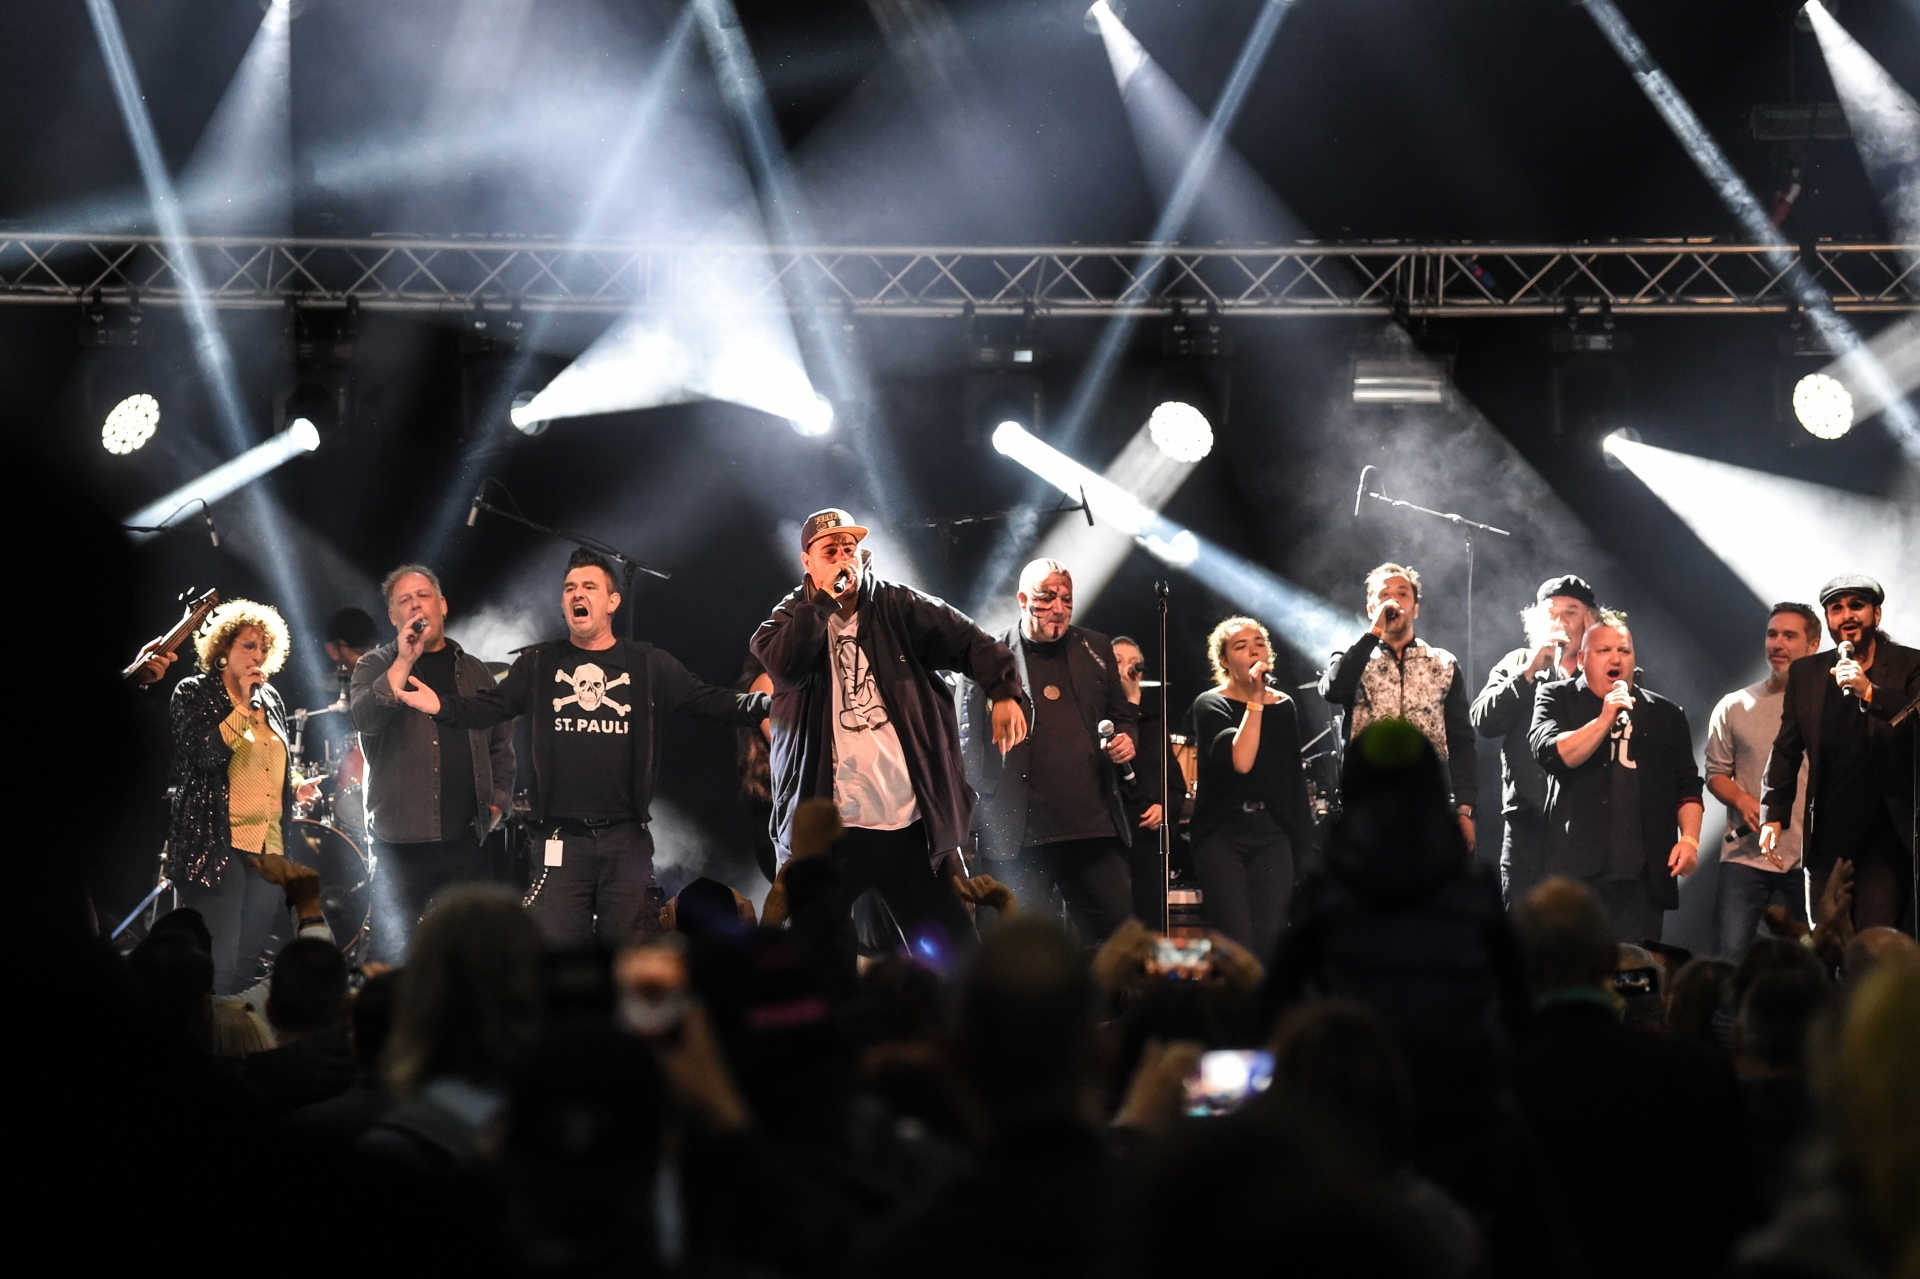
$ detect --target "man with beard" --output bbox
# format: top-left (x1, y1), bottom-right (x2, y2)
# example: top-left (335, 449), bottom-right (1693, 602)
top-left (1703, 603), bottom-right (1821, 957)
top-left (970, 559), bottom-right (1139, 941)
top-left (1473, 575), bottom-right (1599, 906)
top-left (1761, 575), bottom-right (1920, 934)
top-left (1530, 613), bottom-right (1704, 943)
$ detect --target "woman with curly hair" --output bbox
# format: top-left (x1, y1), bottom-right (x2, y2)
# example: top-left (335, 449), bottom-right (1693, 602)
top-left (167, 599), bottom-right (310, 994)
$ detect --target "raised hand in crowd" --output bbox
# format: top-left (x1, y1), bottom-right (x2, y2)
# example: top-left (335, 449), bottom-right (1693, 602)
top-left (1112, 1038), bottom-right (1204, 1135)
top-left (951, 873), bottom-right (1017, 916)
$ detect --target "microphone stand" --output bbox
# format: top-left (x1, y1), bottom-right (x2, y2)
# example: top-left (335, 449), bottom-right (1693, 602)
top-left (1357, 480), bottom-right (1511, 688)
top-left (469, 487), bottom-right (670, 640)
top-left (1155, 579), bottom-right (1172, 934)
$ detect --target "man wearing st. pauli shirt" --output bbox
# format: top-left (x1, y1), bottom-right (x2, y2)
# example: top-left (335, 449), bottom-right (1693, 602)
top-left (1529, 612), bottom-right (1704, 943)
top-left (1761, 574), bottom-right (1920, 935)
top-left (753, 508), bottom-right (1027, 952)
top-left (970, 558), bottom-right (1141, 942)
top-left (392, 548), bottom-right (768, 947)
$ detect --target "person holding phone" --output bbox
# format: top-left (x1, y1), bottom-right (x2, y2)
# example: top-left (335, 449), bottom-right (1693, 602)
top-left (1186, 617), bottom-right (1312, 956)
top-left (166, 598), bottom-right (317, 994)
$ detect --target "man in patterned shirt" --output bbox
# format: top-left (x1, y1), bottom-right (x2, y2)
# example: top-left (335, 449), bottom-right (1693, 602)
top-left (1321, 562), bottom-right (1479, 851)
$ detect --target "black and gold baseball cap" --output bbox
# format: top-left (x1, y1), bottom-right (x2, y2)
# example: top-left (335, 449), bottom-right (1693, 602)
top-left (800, 508), bottom-right (869, 550)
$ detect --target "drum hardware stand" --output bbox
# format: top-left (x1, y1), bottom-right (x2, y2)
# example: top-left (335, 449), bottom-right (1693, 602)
top-left (468, 478), bottom-right (670, 640)
top-left (111, 841), bottom-right (176, 943)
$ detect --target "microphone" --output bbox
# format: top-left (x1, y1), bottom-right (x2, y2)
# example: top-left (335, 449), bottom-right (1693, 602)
top-left (833, 568), bottom-right (851, 594)
top-left (1551, 641), bottom-right (1565, 676)
top-left (202, 507), bottom-right (220, 548)
top-left (410, 617), bottom-right (427, 637)
top-left (1097, 718), bottom-right (1137, 784)
top-left (1353, 465), bottom-right (1375, 518)
top-left (1837, 640), bottom-right (1865, 710)
top-left (466, 488), bottom-right (484, 527)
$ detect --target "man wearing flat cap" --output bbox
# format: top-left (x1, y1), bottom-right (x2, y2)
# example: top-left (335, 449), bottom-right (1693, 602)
top-left (1473, 575), bottom-right (1598, 905)
top-left (1761, 575), bottom-right (1920, 934)
top-left (752, 509), bottom-right (1028, 948)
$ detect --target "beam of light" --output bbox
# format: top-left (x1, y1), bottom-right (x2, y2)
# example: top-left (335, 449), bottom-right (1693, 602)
top-left (1578, 0), bottom-right (1920, 459)
top-left (1601, 433), bottom-right (1920, 638)
top-left (85, 0), bottom-right (321, 682)
top-left (1812, 313), bottom-right (1920, 425)
top-left (124, 419), bottom-right (321, 541)
top-left (692, 0), bottom-right (924, 579)
top-left (970, 0), bottom-right (1291, 611)
top-left (178, 0), bottom-right (292, 233)
top-left (990, 421), bottom-right (1350, 658)
top-left (414, 7), bottom-right (699, 568)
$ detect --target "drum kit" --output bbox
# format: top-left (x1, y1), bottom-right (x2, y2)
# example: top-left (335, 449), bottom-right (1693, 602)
top-left (282, 695), bottom-right (374, 959)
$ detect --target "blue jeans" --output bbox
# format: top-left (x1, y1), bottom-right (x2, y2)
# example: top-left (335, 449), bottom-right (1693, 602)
top-left (1714, 860), bottom-right (1806, 958)
top-left (177, 852), bottom-right (286, 996)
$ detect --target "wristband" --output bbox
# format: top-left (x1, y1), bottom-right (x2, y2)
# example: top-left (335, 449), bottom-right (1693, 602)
top-left (1679, 834), bottom-right (1699, 849)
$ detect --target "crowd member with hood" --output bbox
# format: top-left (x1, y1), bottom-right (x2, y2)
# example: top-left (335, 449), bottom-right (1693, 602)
top-left (1264, 719), bottom-right (1573, 1278)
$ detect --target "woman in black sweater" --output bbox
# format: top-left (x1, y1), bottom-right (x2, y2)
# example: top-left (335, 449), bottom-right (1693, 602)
top-left (1186, 617), bottom-right (1312, 957)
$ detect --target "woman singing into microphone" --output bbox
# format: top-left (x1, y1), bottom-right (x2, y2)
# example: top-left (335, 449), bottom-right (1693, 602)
top-left (167, 599), bottom-right (313, 994)
top-left (1186, 617), bottom-right (1312, 958)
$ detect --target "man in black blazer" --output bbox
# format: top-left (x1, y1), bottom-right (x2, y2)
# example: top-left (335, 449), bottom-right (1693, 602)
top-left (1529, 614), bottom-right (1704, 943)
top-left (1761, 574), bottom-right (1919, 933)
top-left (970, 559), bottom-right (1139, 941)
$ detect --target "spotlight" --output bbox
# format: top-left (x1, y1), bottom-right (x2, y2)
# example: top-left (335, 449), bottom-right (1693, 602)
top-left (1601, 427), bottom-right (1641, 470)
top-left (1792, 373), bottom-right (1855, 439)
top-left (992, 420), bottom-right (1024, 454)
top-left (791, 394), bottom-right (835, 437)
top-left (510, 391), bottom-right (550, 437)
top-left (1147, 401), bottom-right (1213, 462)
top-left (1351, 356), bottom-right (1450, 405)
top-left (102, 393), bottom-right (160, 454)
top-left (287, 417), bottom-right (321, 452)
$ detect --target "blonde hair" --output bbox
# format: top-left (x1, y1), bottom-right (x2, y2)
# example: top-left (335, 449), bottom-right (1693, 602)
top-left (194, 599), bottom-right (291, 675)
top-left (1364, 562), bottom-right (1421, 603)
top-left (1207, 616), bottom-right (1272, 686)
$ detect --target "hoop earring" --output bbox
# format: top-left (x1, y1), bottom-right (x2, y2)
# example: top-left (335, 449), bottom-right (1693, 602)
top-left (216, 655), bottom-right (228, 670)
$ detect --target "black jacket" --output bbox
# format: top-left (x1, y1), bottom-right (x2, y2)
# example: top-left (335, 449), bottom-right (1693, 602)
top-left (1319, 633), bottom-right (1479, 809)
top-left (168, 672), bottom-right (296, 889)
top-left (349, 639), bottom-right (514, 846)
top-left (1760, 639), bottom-right (1919, 861)
top-left (1529, 674), bottom-right (1703, 908)
top-left (429, 637), bottom-right (765, 826)
top-left (1472, 645), bottom-right (1554, 818)
top-left (752, 577), bottom-right (1020, 862)
top-left (967, 624), bottom-right (1135, 857)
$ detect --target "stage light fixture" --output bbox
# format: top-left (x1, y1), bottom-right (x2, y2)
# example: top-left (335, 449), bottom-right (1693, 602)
top-left (101, 393), bottom-right (160, 455)
top-left (510, 391), bottom-right (550, 437)
top-left (1792, 372), bottom-right (1855, 439)
top-left (1147, 401), bottom-right (1213, 462)
top-left (1351, 357), bottom-right (1450, 405)
top-left (123, 416), bottom-right (322, 541)
top-left (792, 394), bottom-right (835, 437)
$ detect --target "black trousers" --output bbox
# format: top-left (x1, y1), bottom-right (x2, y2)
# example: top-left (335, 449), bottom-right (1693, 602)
top-left (371, 834), bottom-right (495, 965)
top-left (1587, 876), bottom-right (1667, 945)
top-left (829, 823), bottom-right (974, 958)
top-left (1010, 835), bottom-right (1135, 943)
top-left (1500, 809), bottom-right (1547, 908)
top-left (1191, 811), bottom-right (1294, 958)
top-left (529, 819), bottom-right (659, 949)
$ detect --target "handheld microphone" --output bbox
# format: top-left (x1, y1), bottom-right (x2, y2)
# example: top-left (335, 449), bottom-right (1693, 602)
top-left (1552, 641), bottom-right (1566, 673)
top-left (1353, 465), bottom-right (1374, 518)
top-left (410, 617), bottom-right (427, 637)
top-left (202, 507), bottom-right (220, 548)
top-left (1097, 718), bottom-right (1137, 784)
top-left (466, 489), bottom-right (484, 527)
top-left (1837, 640), bottom-right (1865, 710)
top-left (833, 568), bottom-right (851, 594)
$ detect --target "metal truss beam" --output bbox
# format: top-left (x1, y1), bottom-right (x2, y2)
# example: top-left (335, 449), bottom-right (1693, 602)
top-left (2, 233), bottom-right (1915, 318)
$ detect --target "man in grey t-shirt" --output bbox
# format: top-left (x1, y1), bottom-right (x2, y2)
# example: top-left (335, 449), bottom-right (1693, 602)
top-left (1704, 603), bottom-right (1820, 957)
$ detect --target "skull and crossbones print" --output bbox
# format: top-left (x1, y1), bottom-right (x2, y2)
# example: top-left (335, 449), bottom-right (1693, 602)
top-left (554, 662), bottom-right (631, 716)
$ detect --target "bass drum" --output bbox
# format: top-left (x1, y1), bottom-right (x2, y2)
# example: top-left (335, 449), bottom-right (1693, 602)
top-left (285, 818), bottom-right (373, 959)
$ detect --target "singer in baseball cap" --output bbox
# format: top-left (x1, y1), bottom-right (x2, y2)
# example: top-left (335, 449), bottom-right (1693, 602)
top-left (1536, 575), bottom-right (1598, 611)
top-left (1761, 571), bottom-right (1918, 936)
top-left (800, 508), bottom-right (869, 550)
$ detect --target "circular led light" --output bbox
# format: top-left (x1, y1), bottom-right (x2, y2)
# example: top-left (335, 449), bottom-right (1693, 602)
top-left (791, 394), bottom-right (835, 437)
top-left (1792, 373), bottom-right (1854, 440)
top-left (1147, 401), bottom-right (1213, 463)
top-left (102, 393), bottom-right (160, 455)
top-left (287, 417), bottom-right (321, 452)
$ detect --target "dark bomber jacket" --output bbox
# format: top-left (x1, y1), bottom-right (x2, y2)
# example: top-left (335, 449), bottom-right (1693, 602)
top-left (349, 639), bottom-right (514, 846)
top-left (428, 636), bottom-right (765, 826)
top-left (752, 576), bottom-right (1020, 864)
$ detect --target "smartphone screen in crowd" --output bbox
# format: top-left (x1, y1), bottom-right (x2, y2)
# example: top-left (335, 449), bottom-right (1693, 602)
top-left (1183, 1049), bottom-right (1274, 1117)
top-left (1147, 935), bottom-right (1214, 980)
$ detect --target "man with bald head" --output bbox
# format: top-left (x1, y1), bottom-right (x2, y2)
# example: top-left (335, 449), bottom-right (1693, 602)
top-left (1529, 613), bottom-right (1705, 943)
top-left (970, 558), bottom-right (1140, 941)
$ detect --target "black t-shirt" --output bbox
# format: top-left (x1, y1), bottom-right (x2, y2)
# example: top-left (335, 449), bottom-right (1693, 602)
top-left (546, 644), bottom-right (638, 822)
top-left (1603, 708), bottom-right (1643, 880)
top-left (1189, 689), bottom-right (1298, 838)
top-left (411, 646), bottom-right (479, 841)
top-left (1021, 636), bottom-right (1113, 845)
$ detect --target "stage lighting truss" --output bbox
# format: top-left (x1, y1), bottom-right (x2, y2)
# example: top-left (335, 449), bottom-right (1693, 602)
top-left (6, 235), bottom-right (1915, 320)
top-left (1792, 373), bottom-right (1855, 439)
top-left (102, 392), bottom-right (159, 454)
